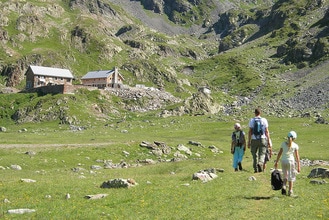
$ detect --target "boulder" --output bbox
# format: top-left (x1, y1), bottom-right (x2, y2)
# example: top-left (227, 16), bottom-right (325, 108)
top-left (101, 178), bottom-right (137, 188)
top-left (307, 167), bottom-right (329, 178)
top-left (177, 144), bottom-right (192, 155)
top-left (310, 180), bottom-right (327, 184)
top-left (192, 168), bottom-right (218, 183)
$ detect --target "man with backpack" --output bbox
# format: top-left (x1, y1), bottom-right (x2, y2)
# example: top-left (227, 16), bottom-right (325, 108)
top-left (247, 108), bottom-right (272, 173)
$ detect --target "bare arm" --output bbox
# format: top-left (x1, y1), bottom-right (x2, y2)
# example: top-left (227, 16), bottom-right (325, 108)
top-left (248, 127), bottom-right (252, 149)
top-left (295, 150), bottom-right (300, 173)
top-left (268, 138), bottom-right (273, 157)
top-left (243, 133), bottom-right (247, 151)
top-left (274, 148), bottom-right (283, 169)
top-left (265, 127), bottom-right (271, 147)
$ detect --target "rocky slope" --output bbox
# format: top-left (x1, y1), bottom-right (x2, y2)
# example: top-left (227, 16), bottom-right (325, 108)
top-left (0, 0), bottom-right (328, 123)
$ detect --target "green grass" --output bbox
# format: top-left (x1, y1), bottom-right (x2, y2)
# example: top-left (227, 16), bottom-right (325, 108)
top-left (0, 116), bottom-right (328, 219)
top-left (192, 54), bottom-right (261, 96)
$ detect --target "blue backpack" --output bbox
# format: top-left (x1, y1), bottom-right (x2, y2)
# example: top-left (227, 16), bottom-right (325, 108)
top-left (253, 117), bottom-right (263, 139)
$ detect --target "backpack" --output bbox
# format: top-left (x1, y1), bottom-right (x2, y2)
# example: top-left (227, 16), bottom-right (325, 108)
top-left (271, 170), bottom-right (283, 190)
top-left (253, 117), bottom-right (263, 139)
top-left (232, 130), bottom-right (244, 146)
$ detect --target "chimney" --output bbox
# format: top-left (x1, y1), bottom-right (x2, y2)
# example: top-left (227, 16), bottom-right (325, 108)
top-left (114, 67), bottom-right (118, 84)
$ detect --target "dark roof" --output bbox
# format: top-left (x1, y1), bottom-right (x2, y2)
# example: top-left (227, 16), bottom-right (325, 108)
top-left (81, 70), bottom-right (115, 79)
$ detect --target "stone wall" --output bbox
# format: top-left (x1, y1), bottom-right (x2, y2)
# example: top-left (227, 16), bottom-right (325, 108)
top-left (23, 84), bottom-right (98, 95)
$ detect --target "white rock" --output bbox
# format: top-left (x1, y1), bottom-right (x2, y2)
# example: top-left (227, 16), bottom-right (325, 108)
top-left (248, 176), bottom-right (256, 181)
top-left (21, 179), bottom-right (36, 183)
top-left (84, 194), bottom-right (108, 200)
top-left (8, 209), bottom-right (36, 214)
top-left (10, 165), bottom-right (22, 170)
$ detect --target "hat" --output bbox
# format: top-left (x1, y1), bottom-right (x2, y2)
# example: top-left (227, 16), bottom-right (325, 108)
top-left (288, 131), bottom-right (297, 139)
top-left (234, 123), bottom-right (241, 129)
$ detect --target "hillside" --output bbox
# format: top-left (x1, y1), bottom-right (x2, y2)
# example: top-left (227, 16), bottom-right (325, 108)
top-left (0, 0), bottom-right (328, 124)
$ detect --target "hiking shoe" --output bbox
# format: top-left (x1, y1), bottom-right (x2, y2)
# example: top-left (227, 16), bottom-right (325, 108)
top-left (235, 168), bottom-right (238, 172)
top-left (257, 164), bottom-right (262, 172)
top-left (281, 188), bottom-right (286, 195)
top-left (238, 162), bottom-right (243, 170)
top-left (288, 191), bottom-right (298, 198)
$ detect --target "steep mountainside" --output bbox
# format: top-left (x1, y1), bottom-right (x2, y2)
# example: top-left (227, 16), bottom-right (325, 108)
top-left (0, 0), bottom-right (328, 124)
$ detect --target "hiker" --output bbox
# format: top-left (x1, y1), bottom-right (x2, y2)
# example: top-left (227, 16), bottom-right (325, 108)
top-left (274, 131), bottom-right (300, 197)
top-left (247, 108), bottom-right (271, 173)
top-left (231, 123), bottom-right (246, 171)
top-left (263, 138), bottom-right (272, 172)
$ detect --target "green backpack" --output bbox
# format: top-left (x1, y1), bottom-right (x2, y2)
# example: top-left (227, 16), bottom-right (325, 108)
top-left (232, 130), bottom-right (244, 146)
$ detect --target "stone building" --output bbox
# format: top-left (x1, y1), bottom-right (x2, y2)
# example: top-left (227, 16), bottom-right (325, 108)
top-left (81, 67), bottom-right (124, 89)
top-left (25, 65), bottom-right (74, 89)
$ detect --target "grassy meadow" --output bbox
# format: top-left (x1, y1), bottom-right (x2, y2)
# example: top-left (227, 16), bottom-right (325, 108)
top-left (0, 115), bottom-right (328, 219)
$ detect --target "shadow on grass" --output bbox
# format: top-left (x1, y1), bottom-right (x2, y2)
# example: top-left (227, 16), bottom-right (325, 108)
top-left (243, 196), bottom-right (273, 200)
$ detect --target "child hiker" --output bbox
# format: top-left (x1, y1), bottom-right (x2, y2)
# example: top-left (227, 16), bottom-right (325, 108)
top-left (274, 131), bottom-right (301, 197)
top-left (231, 123), bottom-right (246, 171)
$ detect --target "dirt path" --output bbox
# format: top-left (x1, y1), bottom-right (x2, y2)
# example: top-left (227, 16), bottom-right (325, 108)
top-left (0, 143), bottom-right (112, 148)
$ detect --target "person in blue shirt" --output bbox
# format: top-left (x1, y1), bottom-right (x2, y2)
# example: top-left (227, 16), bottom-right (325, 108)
top-left (231, 123), bottom-right (246, 171)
